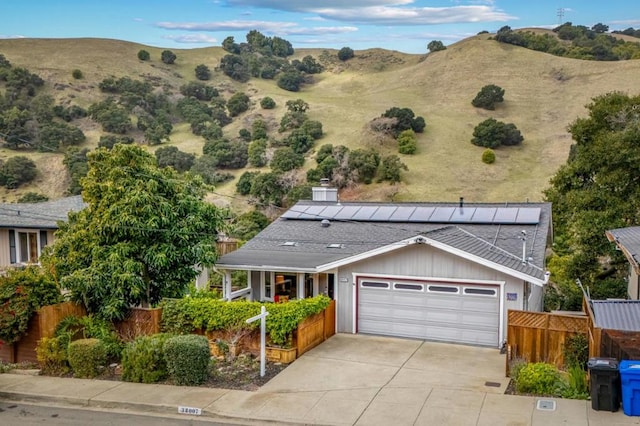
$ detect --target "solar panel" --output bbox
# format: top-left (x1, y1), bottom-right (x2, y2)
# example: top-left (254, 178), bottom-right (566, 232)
top-left (281, 203), bottom-right (543, 225)
top-left (298, 205), bottom-right (327, 219)
top-left (352, 206), bottom-right (379, 220)
top-left (334, 205), bottom-right (361, 220)
top-left (409, 207), bottom-right (436, 221)
top-left (389, 206), bottom-right (416, 221)
top-left (430, 207), bottom-right (456, 222)
top-left (493, 208), bottom-right (519, 223)
top-left (516, 208), bottom-right (541, 224)
top-left (449, 207), bottom-right (476, 223)
top-left (370, 206), bottom-right (398, 221)
top-left (319, 205), bottom-right (344, 219)
top-left (470, 207), bottom-right (497, 223)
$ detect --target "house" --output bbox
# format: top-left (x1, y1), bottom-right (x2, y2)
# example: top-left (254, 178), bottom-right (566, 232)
top-left (216, 188), bottom-right (552, 348)
top-left (606, 227), bottom-right (640, 299)
top-left (0, 196), bottom-right (85, 267)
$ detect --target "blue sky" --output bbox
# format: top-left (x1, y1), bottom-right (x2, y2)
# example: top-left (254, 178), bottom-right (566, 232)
top-left (1, 1), bottom-right (638, 53)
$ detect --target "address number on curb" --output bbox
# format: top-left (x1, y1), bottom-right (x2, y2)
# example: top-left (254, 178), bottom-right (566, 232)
top-left (178, 406), bottom-right (202, 415)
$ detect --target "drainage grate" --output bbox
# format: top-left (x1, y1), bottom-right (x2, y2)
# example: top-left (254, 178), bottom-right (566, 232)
top-left (536, 400), bottom-right (556, 411)
top-left (484, 381), bottom-right (501, 387)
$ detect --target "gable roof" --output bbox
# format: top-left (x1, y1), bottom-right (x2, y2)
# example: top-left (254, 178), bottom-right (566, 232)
top-left (0, 196), bottom-right (86, 229)
top-left (591, 300), bottom-right (640, 332)
top-left (218, 200), bottom-right (552, 285)
top-left (606, 226), bottom-right (640, 274)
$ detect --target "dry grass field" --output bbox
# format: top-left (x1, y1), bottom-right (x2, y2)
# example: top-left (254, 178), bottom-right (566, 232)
top-left (0, 31), bottom-right (639, 205)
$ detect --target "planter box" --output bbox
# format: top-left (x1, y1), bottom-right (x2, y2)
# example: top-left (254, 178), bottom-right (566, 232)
top-left (266, 346), bottom-right (297, 364)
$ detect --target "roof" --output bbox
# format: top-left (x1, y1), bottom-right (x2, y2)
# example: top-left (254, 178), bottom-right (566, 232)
top-left (218, 200), bottom-right (552, 284)
top-left (606, 226), bottom-right (640, 274)
top-left (591, 300), bottom-right (640, 332)
top-left (0, 196), bottom-right (86, 229)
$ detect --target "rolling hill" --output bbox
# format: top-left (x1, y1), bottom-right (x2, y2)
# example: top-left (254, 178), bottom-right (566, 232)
top-left (0, 31), bottom-right (639, 208)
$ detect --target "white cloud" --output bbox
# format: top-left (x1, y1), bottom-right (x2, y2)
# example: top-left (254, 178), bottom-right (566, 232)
top-left (609, 19), bottom-right (640, 26)
top-left (0, 35), bottom-right (26, 39)
top-left (163, 34), bottom-right (218, 44)
top-left (225, 0), bottom-right (413, 9)
top-left (157, 20), bottom-right (357, 36)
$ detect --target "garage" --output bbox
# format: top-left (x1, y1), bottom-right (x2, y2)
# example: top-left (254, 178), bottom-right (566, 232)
top-left (357, 276), bottom-right (501, 347)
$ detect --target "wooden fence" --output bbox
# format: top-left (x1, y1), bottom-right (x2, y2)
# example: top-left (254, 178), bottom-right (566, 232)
top-left (1, 299), bottom-right (337, 366)
top-left (0, 301), bottom-right (86, 364)
top-left (506, 309), bottom-right (588, 374)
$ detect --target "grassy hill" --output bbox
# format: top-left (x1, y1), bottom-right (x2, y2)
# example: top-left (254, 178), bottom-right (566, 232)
top-left (0, 32), bottom-right (639, 207)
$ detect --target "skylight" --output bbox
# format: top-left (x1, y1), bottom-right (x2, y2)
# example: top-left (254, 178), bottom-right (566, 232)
top-left (280, 241), bottom-right (298, 246)
top-left (327, 243), bottom-right (344, 249)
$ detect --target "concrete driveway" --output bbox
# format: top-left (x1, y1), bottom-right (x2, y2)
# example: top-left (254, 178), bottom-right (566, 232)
top-left (261, 333), bottom-right (509, 395)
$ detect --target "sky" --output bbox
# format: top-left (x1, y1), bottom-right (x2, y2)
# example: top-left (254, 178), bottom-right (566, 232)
top-left (1, 1), bottom-right (639, 54)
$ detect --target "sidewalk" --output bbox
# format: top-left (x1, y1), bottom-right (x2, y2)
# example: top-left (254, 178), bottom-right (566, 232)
top-left (1, 334), bottom-right (640, 425)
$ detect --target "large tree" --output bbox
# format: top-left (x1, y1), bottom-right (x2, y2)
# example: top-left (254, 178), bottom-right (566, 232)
top-left (544, 92), bottom-right (638, 308)
top-left (42, 144), bottom-right (225, 321)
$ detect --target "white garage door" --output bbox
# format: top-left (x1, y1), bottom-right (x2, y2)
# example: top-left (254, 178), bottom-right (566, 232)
top-left (357, 278), bottom-right (500, 347)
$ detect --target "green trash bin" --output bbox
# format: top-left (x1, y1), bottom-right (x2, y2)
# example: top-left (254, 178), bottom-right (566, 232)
top-left (588, 357), bottom-right (620, 412)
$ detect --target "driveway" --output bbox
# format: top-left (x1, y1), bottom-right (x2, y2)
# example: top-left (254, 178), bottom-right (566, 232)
top-left (260, 333), bottom-right (510, 395)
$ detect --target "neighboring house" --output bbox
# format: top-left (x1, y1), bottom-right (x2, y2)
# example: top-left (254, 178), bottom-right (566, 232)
top-left (0, 196), bottom-right (85, 267)
top-left (216, 188), bottom-right (552, 348)
top-left (606, 227), bottom-right (640, 300)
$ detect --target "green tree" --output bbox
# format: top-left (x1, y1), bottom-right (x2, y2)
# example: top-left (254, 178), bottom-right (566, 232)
top-left (194, 64), bottom-right (211, 81)
top-left (222, 36), bottom-right (240, 54)
top-left (155, 146), bottom-right (195, 172)
top-left (471, 118), bottom-right (522, 148)
top-left (286, 99), bottom-right (309, 113)
top-left (397, 129), bottom-right (417, 154)
top-left (179, 81), bottom-right (218, 101)
top-left (379, 155), bottom-right (408, 183)
top-left (260, 97), bottom-right (276, 109)
top-left (277, 70), bottom-right (304, 92)
top-left (544, 92), bottom-right (640, 302)
top-left (300, 120), bottom-right (323, 139)
top-left (286, 129), bottom-right (315, 154)
top-left (227, 92), bottom-right (250, 117)
top-left (472, 84), bottom-right (505, 110)
top-left (270, 147), bottom-right (304, 172)
top-left (63, 147), bottom-right (89, 195)
top-left (248, 138), bottom-right (267, 167)
top-left (0, 156), bottom-right (37, 189)
top-left (381, 107), bottom-right (425, 136)
top-left (161, 50), bottom-right (177, 64)
top-left (219, 54), bottom-right (250, 82)
top-left (98, 135), bottom-right (134, 150)
top-left (427, 40), bottom-right (446, 52)
top-left (250, 172), bottom-right (286, 207)
top-left (236, 171), bottom-right (259, 195)
top-left (230, 210), bottom-right (269, 241)
top-left (202, 138), bottom-right (248, 169)
top-left (137, 50), bottom-right (150, 61)
top-left (348, 148), bottom-right (380, 184)
top-left (41, 144), bottom-right (225, 321)
top-left (338, 47), bottom-right (355, 61)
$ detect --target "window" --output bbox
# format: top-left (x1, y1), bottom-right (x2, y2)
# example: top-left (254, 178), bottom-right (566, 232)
top-left (360, 281), bottom-right (390, 289)
top-left (464, 287), bottom-right (497, 297)
top-left (393, 282), bottom-right (424, 292)
top-left (10, 229), bottom-right (45, 264)
top-left (427, 285), bottom-right (459, 294)
top-left (262, 272), bottom-right (273, 301)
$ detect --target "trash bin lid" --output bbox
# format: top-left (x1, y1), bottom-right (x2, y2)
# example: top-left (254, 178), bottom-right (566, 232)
top-left (588, 357), bottom-right (619, 370)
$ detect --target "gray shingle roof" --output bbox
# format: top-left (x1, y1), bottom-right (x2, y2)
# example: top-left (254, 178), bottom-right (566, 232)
top-left (591, 300), bottom-right (640, 332)
top-left (607, 227), bottom-right (640, 273)
top-left (218, 200), bottom-right (552, 282)
top-left (0, 196), bottom-right (85, 229)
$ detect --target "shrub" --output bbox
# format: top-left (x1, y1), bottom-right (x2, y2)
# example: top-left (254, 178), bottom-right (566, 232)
top-left (397, 129), bottom-right (417, 155)
top-left (557, 364), bottom-right (589, 399)
top-left (227, 92), bottom-right (250, 117)
top-left (122, 334), bottom-right (173, 383)
top-left (195, 64), bottom-right (211, 81)
top-left (0, 266), bottom-right (61, 344)
top-left (17, 192), bottom-right (49, 203)
top-left (137, 50), bottom-right (150, 61)
top-left (161, 50), bottom-right (176, 64)
top-left (338, 47), bottom-right (355, 61)
top-left (563, 333), bottom-right (588, 369)
top-left (67, 338), bottom-right (107, 378)
top-left (164, 334), bottom-right (210, 386)
top-left (472, 84), bottom-right (505, 110)
top-left (515, 362), bottom-right (561, 395)
top-left (471, 118), bottom-right (523, 148)
top-left (0, 156), bottom-right (37, 189)
top-left (260, 97), bottom-right (276, 109)
top-left (36, 337), bottom-right (69, 376)
top-left (71, 69), bottom-right (83, 79)
top-left (270, 147), bottom-right (304, 172)
top-left (482, 148), bottom-right (496, 164)
top-left (54, 314), bottom-right (123, 363)
top-left (277, 70), bottom-right (304, 92)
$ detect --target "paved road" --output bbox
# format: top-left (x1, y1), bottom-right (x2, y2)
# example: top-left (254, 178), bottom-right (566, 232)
top-left (0, 401), bottom-right (247, 426)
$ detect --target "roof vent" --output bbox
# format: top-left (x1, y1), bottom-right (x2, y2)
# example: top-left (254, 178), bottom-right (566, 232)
top-left (320, 178), bottom-right (330, 187)
top-left (321, 219), bottom-right (330, 227)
